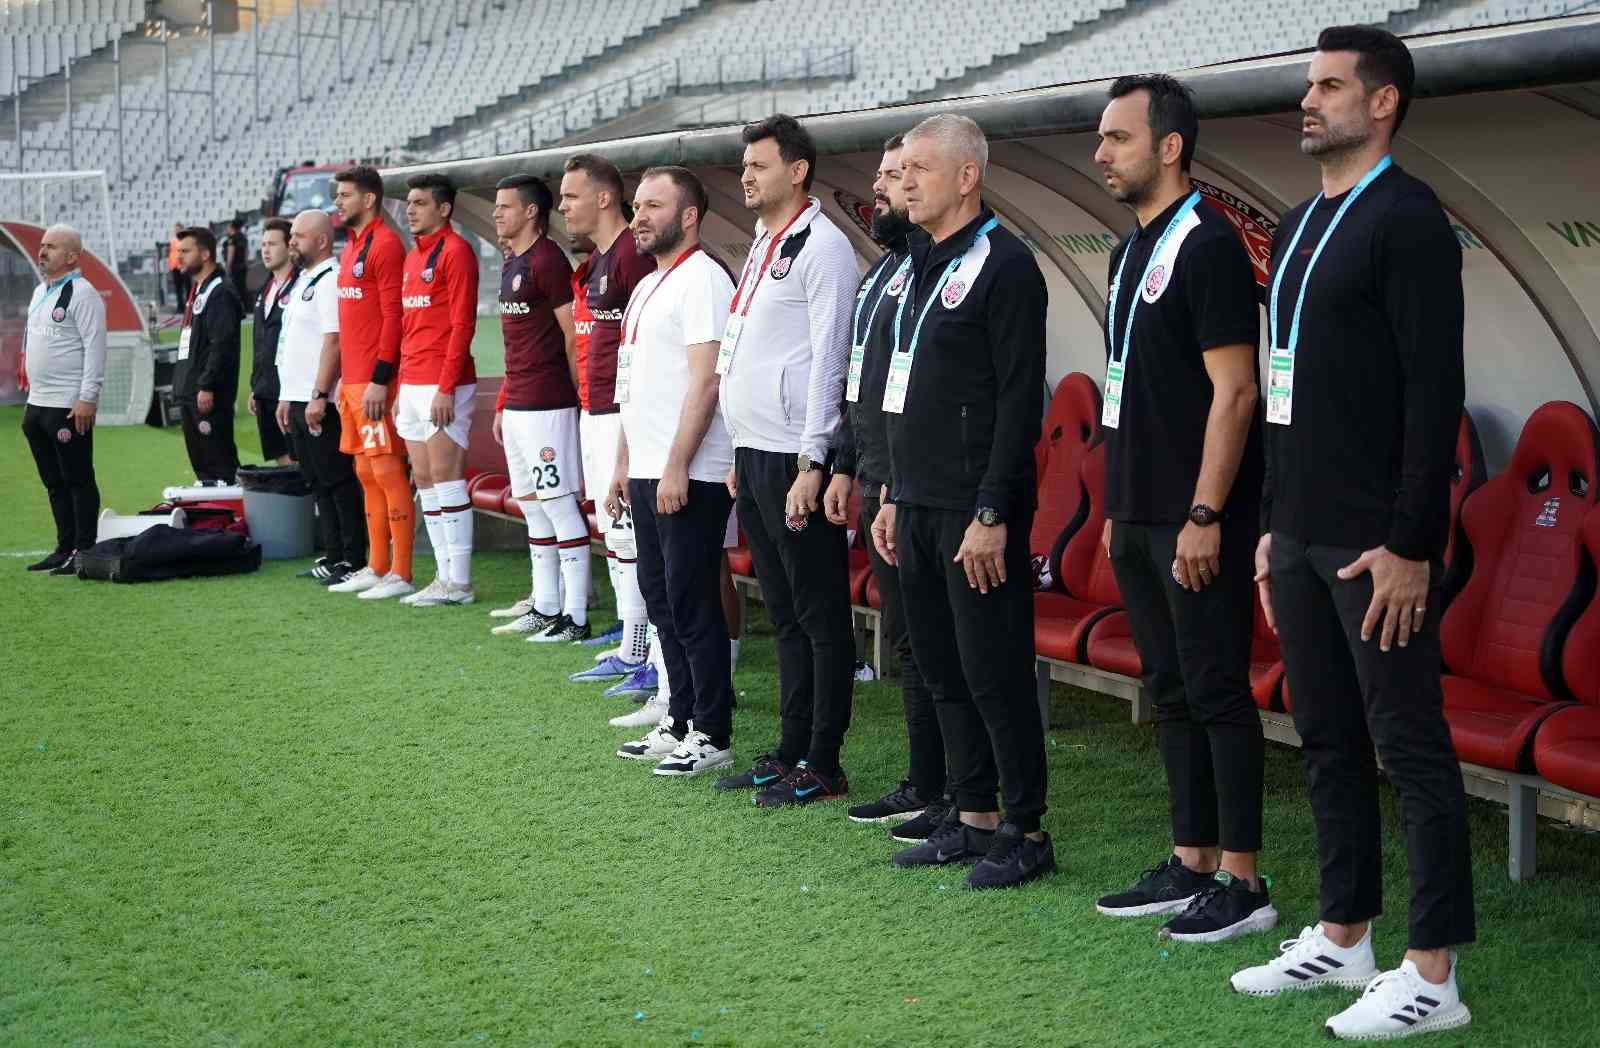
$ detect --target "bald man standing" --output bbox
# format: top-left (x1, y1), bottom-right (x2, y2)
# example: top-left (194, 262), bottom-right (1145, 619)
top-left (22, 224), bottom-right (107, 575)
top-left (276, 210), bottom-right (366, 586)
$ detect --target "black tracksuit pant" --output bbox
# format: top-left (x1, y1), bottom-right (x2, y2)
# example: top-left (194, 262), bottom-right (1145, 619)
top-left (735, 448), bottom-right (855, 775)
top-left (180, 402), bottom-right (239, 483)
top-left (1269, 532), bottom-right (1475, 949)
top-left (897, 503), bottom-right (1045, 833)
top-left (287, 402), bottom-right (365, 567)
top-left (631, 477), bottom-right (735, 748)
top-left (22, 404), bottom-right (99, 553)
top-left (1109, 520), bottom-right (1265, 853)
top-left (255, 398), bottom-right (292, 461)
top-left (861, 492), bottom-right (943, 800)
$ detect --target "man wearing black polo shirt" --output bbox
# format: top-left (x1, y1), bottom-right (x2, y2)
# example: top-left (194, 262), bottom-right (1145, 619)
top-left (871, 114), bottom-right (1053, 889)
top-left (1230, 28), bottom-right (1474, 1041)
top-left (1088, 75), bottom-right (1275, 943)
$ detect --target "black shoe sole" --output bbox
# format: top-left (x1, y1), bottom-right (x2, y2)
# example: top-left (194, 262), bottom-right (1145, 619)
top-left (966, 854), bottom-right (1058, 889)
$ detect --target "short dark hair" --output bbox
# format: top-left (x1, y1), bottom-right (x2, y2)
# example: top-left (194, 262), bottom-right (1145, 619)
top-left (406, 172), bottom-right (457, 212)
top-left (178, 226), bottom-right (216, 259)
top-left (496, 174), bottom-right (553, 230)
top-left (883, 133), bottom-right (904, 152)
top-left (564, 152), bottom-right (627, 206)
top-left (226, 220), bottom-right (240, 232)
top-left (262, 218), bottom-right (291, 241)
top-left (334, 164), bottom-right (384, 201)
top-left (639, 165), bottom-right (708, 224)
top-left (1316, 24), bottom-right (1416, 133)
top-left (741, 113), bottom-right (817, 191)
top-left (1107, 73), bottom-right (1199, 172)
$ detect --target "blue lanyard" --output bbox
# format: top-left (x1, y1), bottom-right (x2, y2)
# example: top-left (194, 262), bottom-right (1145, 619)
top-left (893, 216), bottom-right (999, 357)
top-left (853, 253), bottom-right (909, 345)
top-left (27, 270), bottom-right (79, 323)
top-left (1106, 191), bottom-right (1200, 365)
top-left (1269, 154), bottom-right (1392, 354)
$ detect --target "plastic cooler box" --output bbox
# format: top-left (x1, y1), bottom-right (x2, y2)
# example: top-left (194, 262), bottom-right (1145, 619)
top-left (236, 466), bottom-right (317, 560)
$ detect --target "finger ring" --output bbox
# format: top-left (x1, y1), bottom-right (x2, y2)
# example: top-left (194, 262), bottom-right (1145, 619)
top-left (1414, 606), bottom-right (1426, 614)
top-left (1199, 568), bottom-right (1210, 577)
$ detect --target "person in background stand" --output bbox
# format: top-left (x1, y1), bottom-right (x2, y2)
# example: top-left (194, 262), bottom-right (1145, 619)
top-left (249, 218), bottom-right (296, 467)
top-left (168, 223), bottom-right (190, 313)
top-left (224, 220), bottom-right (250, 305)
top-left (173, 226), bottom-right (242, 485)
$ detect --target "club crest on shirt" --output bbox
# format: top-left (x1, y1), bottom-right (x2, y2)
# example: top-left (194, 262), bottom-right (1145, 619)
top-left (598, 274), bottom-right (608, 296)
top-left (540, 446), bottom-right (556, 463)
top-left (885, 267), bottom-right (909, 297)
top-left (51, 306), bottom-right (66, 322)
top-left (56, 427), bottom-right (72, 443)
top-left (941, 230), bottom-right (993, 309)
top-left (941, 279), bottom-right (967, 308)
top-left (198, 419), bottom-right (212, 436)
top-left (770, 256), bottom-right (793, 280)
top-left (1144, 264), bottom-right (1169, 299)
top-left (301, 285), bottom-right (317, 301)
top-left (421, 267), bottom-right (435, 284)
top-left (352, 261), bottom-right (365, 279)
top-left (512, 273), bottom-right (523, 292)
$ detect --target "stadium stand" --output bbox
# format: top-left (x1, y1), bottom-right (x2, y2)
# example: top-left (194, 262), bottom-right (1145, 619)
top-left (0, 1), bottom-right (146, 100)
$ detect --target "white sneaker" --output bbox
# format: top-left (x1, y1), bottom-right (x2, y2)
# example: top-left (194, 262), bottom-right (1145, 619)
top-left (357, 573), bottom-right (416, 600)
top-left (610, 697), bottom-right (669, 729)
top-left (1230, 924), bottom-right (1380, 997)
top-left (653, 730), bottom-right (733, 777)
top-left (490, 596), bottom-right (535, 619)
top-left (1324, 957), bottom-right (1470, 1041)
top-left (616, 723), bottom-right (680, 761)
top-left (402, 578), bottom-right (451, 606)
top-left (443, 582), bottom-right (476, 605)
top-left (327, 566), bottom-right (381, 593)
top-left (491, 610), bottom-right (557, 636)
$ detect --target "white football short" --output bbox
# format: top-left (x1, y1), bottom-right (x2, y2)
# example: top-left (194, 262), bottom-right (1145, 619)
top-left (504, 406), bottom-right (581, 500)
top-left (395, 382), bottom-right (476, 449)
top-left (580, 410), bottom-right (623, 532)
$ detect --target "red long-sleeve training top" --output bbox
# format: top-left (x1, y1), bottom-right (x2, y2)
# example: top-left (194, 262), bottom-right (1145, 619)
top-left (336, 218), bottom-right (405, 384)
top-left (400, 224), bottom-right (478, 394)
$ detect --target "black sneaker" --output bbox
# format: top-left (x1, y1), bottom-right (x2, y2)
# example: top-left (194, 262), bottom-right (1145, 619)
top-left (527, 614), bottom-right (592, 643)
top-left (754, 762), bottom-right (848, 809)
top-left (965, 824), bottom-right (1057, 889)
top-left (888, 796), bottom-right (952, 842)
top-left (316, 561), bottom-right (356, 586)
top-left (714, 753), bottom-right (791, 792)
top-left (1095, 855), bottom-right (1217, 918)
top-left (48, 552), bottom-right (80, 577)
top-left (27, 550), bottom-right (71, 572)
top-left (847, 780), bottom-right (927, 825)
top-left (890, 808), bottom-right (995, 868)
top-left (1160, 871), bottom-right (1279, 943)
top-left (297, 556), bottom-right (333, 579)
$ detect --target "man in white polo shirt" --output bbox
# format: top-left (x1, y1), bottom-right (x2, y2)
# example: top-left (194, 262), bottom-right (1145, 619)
top-left (608, 165), bottom-right (738, 778)
top-left (21, 223), bottom-right (106, 575)
top-left (274, 210), bottom-right (367, 588)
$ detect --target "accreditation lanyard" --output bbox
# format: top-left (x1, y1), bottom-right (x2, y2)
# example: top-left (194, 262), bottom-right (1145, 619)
top-left (716, 202), bottom-right (807, 375)
top-left (615, 244), bottom-right (702, 405)
top-left (178, 274), bottom-right (215, 362)
top-left (1101, 191), bottom-right (1201, 430)
top-left (1265, 154), bottom-right (1392, 427)
top-left (882, 215), bottom-right (999, 415)
top-left (846, 253), bottom-right (910, 403)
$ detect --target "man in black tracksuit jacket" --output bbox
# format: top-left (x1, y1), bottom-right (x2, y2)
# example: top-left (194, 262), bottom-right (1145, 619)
top-left (173, 227), bottom-right (243, 484)
top-left (873, 114), bottom-right (1052, 890)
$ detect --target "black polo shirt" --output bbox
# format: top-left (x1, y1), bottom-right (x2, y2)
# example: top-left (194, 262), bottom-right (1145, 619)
top-left (884, 207), bottom-right (1046, 520)
top-left (1103, 191), bottom-right (1263, 525)
top-left (834, 239), bottom-right (915, 493)
top-left (1261, 163), bottom-right (1464, 560)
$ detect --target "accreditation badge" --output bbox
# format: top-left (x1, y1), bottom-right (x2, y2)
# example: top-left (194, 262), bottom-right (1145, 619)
top-left (715, 314), bottom-right (743, 375)
top-left (881, 352), bottom-right (913, 414)
top-left (1102, 359), bottom-right (1126, 430)
top-left (615, 345), bottom-right (634, 404)
top-left (177, 326), bottom-right (193, 362)
top-left (845, 344), bottom-right (866, 403)
top-left (1266, 350), bottom-right (1294, 426)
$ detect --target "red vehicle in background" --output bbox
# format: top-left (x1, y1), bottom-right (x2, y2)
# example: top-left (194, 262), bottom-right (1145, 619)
top-left (264, 163), bottom-right (348, 239)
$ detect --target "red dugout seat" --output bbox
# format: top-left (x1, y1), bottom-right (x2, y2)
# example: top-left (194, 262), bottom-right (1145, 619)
top-left (1533, 509), bottom-right (1600, 796)
top-left (1030, 373), bottom-right (1101, 591)
top-left (467, 472), bottom-right (511, 512)
top-left (1441, 410), bottom-right (1488, 604)
top-left (463, 379), bottom-right (507, 482)
top-left (1439, 401), bottom-right (1598, 771)
top-left (1035, 440), bottom-right (1121, 663)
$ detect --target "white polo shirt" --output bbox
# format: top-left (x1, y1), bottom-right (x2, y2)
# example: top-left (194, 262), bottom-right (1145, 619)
top-left (24, 270), bottom-right (108, 410)
top-left (618, 247), bottom-right (735, 483)
top-left (275, 257), bottom-right (340, 403)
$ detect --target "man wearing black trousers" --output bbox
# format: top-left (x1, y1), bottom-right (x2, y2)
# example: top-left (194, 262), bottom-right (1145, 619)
top-left (275, 209), bottom-right (366, 588)
top-left (825, 133), bottom-right (947, 833)
top-left (21, 224), bottom-right (106, 575)
top-left (1087, 74), bottom-right (1275, 943)
top-left (609, 166), bottom-right (739, 778)
top-left (1231, 28), bottom-right (1474, 1042)
top-left (249, 218), bottom-right (295, 466)
top-left (871, 114), bottom-right (1054, 889)
top-left (714, 114), bottom-right (860, 808)
top-left (173, 226), bottom-right (243, 484)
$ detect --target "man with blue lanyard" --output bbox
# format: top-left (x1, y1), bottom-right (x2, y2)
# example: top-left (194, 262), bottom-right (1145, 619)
top-left (20, 224), bottom-right (106, 575)
top-left (1230, 28), bottom-right (1474, 1041)
top-left (870, 114), bottom-right (1053, 889)
top-left (1087, 75), bottom-right (1274, 943)
top-left (824, 132), bottom-right (949, 836)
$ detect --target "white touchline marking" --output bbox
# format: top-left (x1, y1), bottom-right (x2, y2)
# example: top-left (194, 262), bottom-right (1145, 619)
top-left (0, 550), bottom-right (53, 558)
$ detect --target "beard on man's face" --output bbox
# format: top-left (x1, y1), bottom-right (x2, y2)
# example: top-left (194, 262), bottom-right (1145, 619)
top-left (871, 204), bottom-right (917, 246)
top-left (641, 211), bottom-right (685, 256)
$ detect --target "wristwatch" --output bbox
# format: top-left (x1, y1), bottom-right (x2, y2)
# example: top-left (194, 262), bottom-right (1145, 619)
top-left (311, 388), bottom-right (329, 401)
top-left (976, 506), bottom-right (1002, 527)
top-left (797, 454), bottom-right (819, 473)
top-left (1188, 503), bottom-right (1222, 527)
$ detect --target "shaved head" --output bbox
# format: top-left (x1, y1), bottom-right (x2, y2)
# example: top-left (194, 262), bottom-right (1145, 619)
top-left (292, 210), bottom-right (333, 240)
top-left (38, 224), bottom-right (84, 280)
top-left (44, 224), bottom-right (84, 253)
top-left (289, 210), bottom-right (334, 267)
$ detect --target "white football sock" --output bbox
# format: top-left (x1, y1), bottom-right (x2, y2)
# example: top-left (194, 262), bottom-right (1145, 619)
top-left (729, 637), bottom-right (740, 675)
top-left (522, 498), bottom-right (560, 616)
top-left (418, 486), bottom-right (449, 583)
top-left (435, 478), bottom-right (473, 586)
top-left (542, 493), bottom-right (591, 627)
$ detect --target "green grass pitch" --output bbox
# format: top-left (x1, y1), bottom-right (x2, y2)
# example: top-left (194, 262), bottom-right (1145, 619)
top-left (2, 333), bottom-right (1598, 1046)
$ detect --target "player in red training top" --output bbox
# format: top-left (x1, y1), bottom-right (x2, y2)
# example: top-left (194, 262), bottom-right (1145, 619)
top-left (483, 173), bottom-right (593, 643)
top-left (394, 173), bottom-right (480, 607)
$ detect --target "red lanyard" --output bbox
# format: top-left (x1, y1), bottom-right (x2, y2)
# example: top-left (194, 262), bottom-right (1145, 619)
top-left (728, 201), bottom-right (807, 317)
top-left (622, 244), bottom-right (702, 346)
top-left (183, 279), bottom-right (199, 327)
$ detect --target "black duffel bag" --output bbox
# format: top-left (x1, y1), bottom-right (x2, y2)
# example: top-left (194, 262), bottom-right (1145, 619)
top-left (77, 525), bottom-right (262, 583)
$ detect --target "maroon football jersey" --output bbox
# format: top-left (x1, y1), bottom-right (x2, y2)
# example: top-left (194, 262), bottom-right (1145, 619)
top-left (497, 236), bottom-right (575, 412)
top-left (581, 228), bottom-right (656, 413)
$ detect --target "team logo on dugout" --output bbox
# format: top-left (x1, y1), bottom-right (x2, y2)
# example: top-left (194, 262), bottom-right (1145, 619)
top-left (51, 307), bottom-right (66, 323)
top-left (540, 446), bottom-right (556, 463)
top-left (769, 257), bottom-right (793, 280)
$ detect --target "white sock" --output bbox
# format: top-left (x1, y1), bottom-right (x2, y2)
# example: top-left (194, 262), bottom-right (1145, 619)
top-left (418, 486), bottom-right (449, 584)
top-left (649, 627), bottom-right (672, 702)
top-left (542, 493), bottom-right (591, 627)
top-left (522, 499), bottom-right (560, 616)
top-left (729, 637), bottom-right (740, 675)
top-left (435, 478), bottom-right (473, 586)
